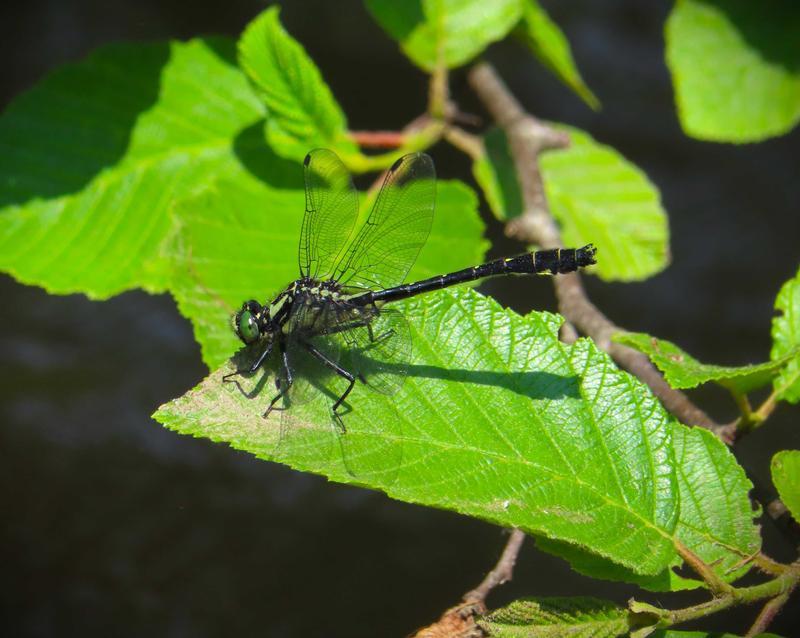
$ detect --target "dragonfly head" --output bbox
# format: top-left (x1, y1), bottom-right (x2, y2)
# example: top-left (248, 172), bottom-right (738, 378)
top-left (233, 300), bottom-right (265, 345)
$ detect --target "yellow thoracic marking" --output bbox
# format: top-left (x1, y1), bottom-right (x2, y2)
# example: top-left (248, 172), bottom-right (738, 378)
top-left (269, 295), bottom-right (288, 317)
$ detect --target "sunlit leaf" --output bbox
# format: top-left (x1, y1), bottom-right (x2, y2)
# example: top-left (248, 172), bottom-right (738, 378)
top-left (156, 289), bottom-right (682, 576)
top-left (665, 0), bottom-right (800, 142)
top-left (478, 597), bottom-right (635, 637)
top-left (517, 0), bottom-right (599, 109)
top-left (650, 632), bottom-right (778, 638)
top-left (771, 265), bottom-right (800, 403)
top-left (0, 39), bottom-right (264, 298)
top-left (365, 0), bottom-right (522, 71)
top-left (472, 125), bottom-right (669, 281)
top-left (537, 423), bottom-right (760, 591)
top-left (771, 450), bottom-right (800, 524)
top-left (614, 331), bottom-right (798, 394)
top-left (238, 7), bottom-right (358, 162)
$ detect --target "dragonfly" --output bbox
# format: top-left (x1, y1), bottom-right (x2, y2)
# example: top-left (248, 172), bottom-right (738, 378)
top-left (225, 148), bottom-right (596, 429)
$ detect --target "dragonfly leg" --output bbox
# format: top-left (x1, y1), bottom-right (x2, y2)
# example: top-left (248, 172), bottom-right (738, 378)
top-left (264, 338), bottom-right (292, 418)
top-left (299, 339), bottom-right (356, 432)
top-left (367, 322), bottom-right (395, 343)
top-left (249, 340), bottom-right (276, 374)
top-left (222, 340), bottom-right (274, 384)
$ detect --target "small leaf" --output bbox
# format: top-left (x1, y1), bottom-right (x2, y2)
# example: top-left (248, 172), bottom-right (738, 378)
top-left (478, 597), bottom-right (635, 637)
top-left (155, 289), bottom-right (682, 576)
top-left (0, 39), bottom-right (264, 298)
top-left (517, 0), bottom-right (599, 109)
top-left (541, 126), bottom-right (670, 282)
top-left (473, 126), bottom-right (670, 281)
top-left (168, 168), bottom-right (489, 368)
top-left (237, 7), bottom-right (358, 161)
top-left (365, 0), bottom-right (522, 71)
top-left (771, 265), bottom-right (800, 403)
top-left (537, 423), bottom-right (760, 592)
top-left (771, 450), bottom-right (800, 524)
top-left (670, 426), bottom-right (761, 582)
top-left (472, 128), bottom-right (524, 221)
top-left (650, 632), bottom-right (777, 638)
top-left (614, 331), bottom-right (798, 394)
top-left (665, 0), bottom-right (800, 142)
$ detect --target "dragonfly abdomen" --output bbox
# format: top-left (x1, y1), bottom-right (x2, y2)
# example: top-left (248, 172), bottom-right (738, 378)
top-left (355, 245), bottom-right (596, 305)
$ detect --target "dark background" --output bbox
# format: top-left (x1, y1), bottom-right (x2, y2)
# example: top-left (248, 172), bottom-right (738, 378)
top-left (2, 1), bottom-right (799, 636)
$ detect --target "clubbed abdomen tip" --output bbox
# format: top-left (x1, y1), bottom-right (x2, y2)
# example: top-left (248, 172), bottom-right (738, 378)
top-left (577, 244), bottom-right (597, 267)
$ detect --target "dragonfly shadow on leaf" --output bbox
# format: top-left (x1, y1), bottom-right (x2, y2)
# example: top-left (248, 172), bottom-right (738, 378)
top-left (374, 361), bottom-right (582, 403)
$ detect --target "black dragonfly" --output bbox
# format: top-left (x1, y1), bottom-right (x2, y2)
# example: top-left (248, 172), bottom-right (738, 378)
top-left (226, 148), bottom-right (596, 429)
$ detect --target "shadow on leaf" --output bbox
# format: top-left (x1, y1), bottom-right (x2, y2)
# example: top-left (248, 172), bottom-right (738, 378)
top-left (233, 121), bottom-right (304, 190)
top-left (0, 43), bottom-right (170, 208)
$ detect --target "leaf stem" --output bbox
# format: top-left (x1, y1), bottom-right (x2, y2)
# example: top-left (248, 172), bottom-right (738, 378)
top-left (747, 364), bottom-right (800, 430)
top-left (746, 588), bottom-right (794, 636)
top-left (629, 562), bottom-right (800, 633)
top-left (442, 126), bottom-right (484, 160)
top-left (428, 58), bottom-right (449, 120)
top-left (730, 390), bottom-right (756, 427)
top-left (753, 388), bottom-right (780, 423)
top-left (345, 117), bottom-right (445, 173)
top-left (675, 541), bottom-right (734, 596)
top-left (349, 130), bottom-right (407, 149)
top-left (667, 566), bottom-right (798, 626)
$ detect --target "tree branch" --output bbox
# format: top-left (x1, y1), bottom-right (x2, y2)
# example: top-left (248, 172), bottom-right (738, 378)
top-left (464, 529), bottom-right (526, 605)
top-left (410, 530), bottom-right (527, 638)
top-left (466, 60), bottom-right (726, 438)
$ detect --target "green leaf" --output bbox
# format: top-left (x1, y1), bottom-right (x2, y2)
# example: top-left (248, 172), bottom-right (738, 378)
top-left (651, 632), bottom-right (756, 638)
top-left (237, 7), bottom-right (358, 162)
top-left (670, 426), bottom-right (761, 581)
top-left (771, 265), bottom-right (800, 403)
top-left (517, 0), bottom-right (599, 109)
top-left (771, 450), bottom-right (800, 523)
top-left (0, 38), bottom-right (264, 298)
top-left (614, 331), bottom-right (798, 394)
top-left (365, 0), bottom-right (522, 71)
top-left (156, 288), bottom-right (682, 576)
top-left (537, 423), bottom-right (760, 592)
top-left (541, 126), bottom-right (669, 282)
top-left (665, 0), bottom-right (800, 143)
top-left (165, 157), bottom-right (303, 369)
top-left (472, 128), bottom-right (524, 221)
top-left (473, 125), bottom-right (669, 281)
top-left (478, 597), bottom-right (635, 637)
top-left (168, 167), bottom-right (489, 368)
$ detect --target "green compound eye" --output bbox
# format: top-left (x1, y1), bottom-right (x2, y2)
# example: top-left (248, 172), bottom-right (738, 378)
top-left (237, 309), bottom-right (260, 344)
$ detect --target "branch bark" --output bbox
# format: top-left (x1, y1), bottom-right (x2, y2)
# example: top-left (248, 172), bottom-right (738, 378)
top-left (464, 529), bottom-right (526, 604)
top-left (466, 61), bottom-right (726, 439)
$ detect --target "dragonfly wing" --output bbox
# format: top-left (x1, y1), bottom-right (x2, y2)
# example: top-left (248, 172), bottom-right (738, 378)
top-left (333, 153), bottom-right (435, 290)
top-left (336, 307), bottom-right (410, 396)
top-left (335, 306), bottom-right (408, 488)
top-left (299, 149), bottom-right (359, 280)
